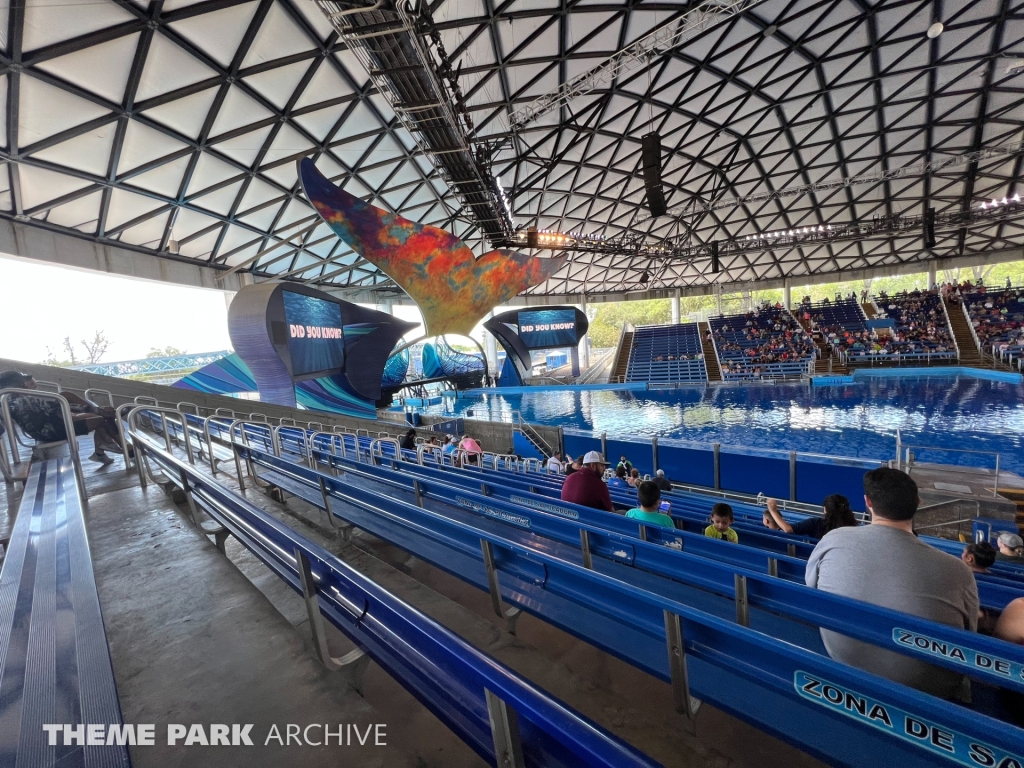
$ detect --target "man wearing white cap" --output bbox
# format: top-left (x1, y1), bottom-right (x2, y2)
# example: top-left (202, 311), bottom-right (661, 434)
top-left (559, 450), bottom-right (615, 513)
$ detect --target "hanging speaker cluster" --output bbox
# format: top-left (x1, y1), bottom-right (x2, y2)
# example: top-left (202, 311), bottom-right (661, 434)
top-left (923, 206), bottom-right (936, 249)
top-left (641, 132), bottom-right (667, 217)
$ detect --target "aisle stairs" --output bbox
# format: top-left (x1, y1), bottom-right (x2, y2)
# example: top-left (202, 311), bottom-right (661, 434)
top-left (611, 330), bottom-right (634, 383)
top-left (945, 298), bottom-right (983, 365)
top-left (697, 322), bottom-right (721, 381)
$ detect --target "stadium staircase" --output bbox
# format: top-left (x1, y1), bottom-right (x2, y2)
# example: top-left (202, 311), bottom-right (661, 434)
top-left (698, 322), bottom-right (721, 380)
top-left (945, 298), bottom-right (983, 365)
top-left (611, 329), bottom-right (633, 383)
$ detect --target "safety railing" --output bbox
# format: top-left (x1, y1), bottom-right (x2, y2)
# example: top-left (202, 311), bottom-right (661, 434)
top-left (0, 388), bottom-right (88, 497)
top-left (126, 425), bottom-right (655, 768)
top-left (896, 441), bottom-right (1001, 497)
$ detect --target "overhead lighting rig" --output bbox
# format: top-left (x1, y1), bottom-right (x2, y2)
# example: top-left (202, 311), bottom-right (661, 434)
top-left (511, 199), bottom-right (1024, 269)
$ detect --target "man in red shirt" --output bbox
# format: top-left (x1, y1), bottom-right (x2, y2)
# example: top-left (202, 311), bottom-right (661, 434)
top-left (560, 451), bottom-right (616, 513)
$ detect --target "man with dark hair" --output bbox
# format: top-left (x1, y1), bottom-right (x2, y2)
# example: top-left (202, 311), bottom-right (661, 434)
top-left (805, 468), bottom-right (978, 700)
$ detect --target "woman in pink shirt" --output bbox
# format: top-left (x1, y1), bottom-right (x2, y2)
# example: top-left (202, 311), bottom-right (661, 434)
top-left (459, 436), bottom-right (483, 466)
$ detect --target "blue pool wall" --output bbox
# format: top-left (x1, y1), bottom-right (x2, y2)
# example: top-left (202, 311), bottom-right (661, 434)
top-left (465, 366), bottom-right (1022, 396)
top-left (563, 431), bottom-right (879, 511)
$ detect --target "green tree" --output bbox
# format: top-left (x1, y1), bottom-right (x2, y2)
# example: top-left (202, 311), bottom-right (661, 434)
top-left (588, 299), bottom-right (672, 347)
top-left (146, 346), bottom-right (187, 358)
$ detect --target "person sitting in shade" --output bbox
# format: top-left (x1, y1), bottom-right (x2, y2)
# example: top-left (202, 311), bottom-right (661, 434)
top-left (0, 370), bottom-right (124, 465)
top-left (961, 541), bottom-right (997, 574)
top-left (762, 494), bottom-right (857, 539)
top-left (996, 532), bottom-right (1024, 562)
top-left (616, 455), bottom-right (633, 474)
top-left (626, 468), bottom-right (642, 488)
top-left (400, 428), bottom-right (417, 451)
top-left (560, 451), bottom-right (615, 513)
top-left (607, 465), bottom-right (629, 489)
top-left (704, 503), bottom-right (738, 542)
top-left (442, 436), bottom-right (458, 456)
top-left (545, 452), bottom-right (564, 473)
top-left (459, 435), bottom-right (483, 465)
top-left (652, 469), bottom-right (672, 492)
top-left (625, 481), bottom-right (675, 529)
top-left (805, 468), bottom-right (978, 701)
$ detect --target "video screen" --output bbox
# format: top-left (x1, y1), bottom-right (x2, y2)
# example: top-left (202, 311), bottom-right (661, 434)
top-left (282, 290), bottom-right (345, 376)
top-left (518, 309), bottom-right (577, 348)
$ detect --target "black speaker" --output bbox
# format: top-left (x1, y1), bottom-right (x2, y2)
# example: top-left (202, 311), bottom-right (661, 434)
top-left (527, 226), bottom-right (539, 249)
top-left (923, 206), bottom-right (936, 249)
top-left (641, 132), bottom-right (667, 217)
top-left (711, 241), bottom-right (720, 273)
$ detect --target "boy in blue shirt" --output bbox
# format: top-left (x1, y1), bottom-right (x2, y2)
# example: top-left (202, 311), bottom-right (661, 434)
top-left (625, 481), bottom-right (675, 528)
top-left (704, 503), bottom-right (739, 542)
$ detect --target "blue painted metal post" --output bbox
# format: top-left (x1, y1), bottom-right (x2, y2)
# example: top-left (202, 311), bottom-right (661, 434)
top-left (713, 444), bottom-right (721, 490)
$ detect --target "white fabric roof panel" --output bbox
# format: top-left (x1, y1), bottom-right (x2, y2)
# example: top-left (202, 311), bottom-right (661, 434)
top-left (0, 0), bottom-right (1018, 299)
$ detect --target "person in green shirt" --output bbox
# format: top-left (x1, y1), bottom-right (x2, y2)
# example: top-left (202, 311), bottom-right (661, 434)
top-left (625, 481), bottom-right (675, 528)
top-left (705, 503), bottom-right (739, 543)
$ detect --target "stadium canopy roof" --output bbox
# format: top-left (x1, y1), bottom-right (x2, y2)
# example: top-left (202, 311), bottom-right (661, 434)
top-left (1, 0), bottom-right (1022, 303)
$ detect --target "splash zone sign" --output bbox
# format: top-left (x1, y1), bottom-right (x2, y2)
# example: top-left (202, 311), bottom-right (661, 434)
top-left (795, 671), bottom-right (1023, 766)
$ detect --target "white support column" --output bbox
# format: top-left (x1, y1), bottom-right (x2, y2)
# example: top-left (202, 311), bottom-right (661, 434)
top-left (671, 288), bottom-right (681, 324)
top-left (783, 279), bottom-right (792, 310)
top-left (577, 298), bottom-right (590, 369)
top-left (927, 265), bottom-right (937, 290)
top-left (484, 310), bottom-right (499, 377)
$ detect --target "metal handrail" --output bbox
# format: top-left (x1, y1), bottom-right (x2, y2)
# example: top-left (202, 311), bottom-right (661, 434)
top-left (899, 443), bottom-right (1001, 496)
top-left (85, 388), bottom-right (115, 409)
top-left (0, 388), bottom-right (88, 498)
top-left (176, 401), bottom-right (201, 416)
top-left (276, 424), bottom-right (311, 463)
top-left (417, 444), bottom-right (442, 466)
top-left (202, 415), bottom-right (240, 475)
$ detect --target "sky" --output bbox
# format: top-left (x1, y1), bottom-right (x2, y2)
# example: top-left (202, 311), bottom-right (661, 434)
top-left (0, 253), bottom-right (443, 367)
top-left (0, 254), bottom-right (234, 365)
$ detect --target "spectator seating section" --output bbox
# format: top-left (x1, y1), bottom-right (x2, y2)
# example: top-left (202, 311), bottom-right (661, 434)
top-left (126, 423), bottom-right (656, 768)
top-left (626, 323), bottom-right (708, 383)
top-left (0, 458), bottom-right (131, 765)
top-left (964, 288), bottom-right (1024, 369)
top-left (145, 414), bottom-right (1024, 768)
top-left (864, 291), bottom-right (957, 364)
top-left (708, 308), bottom-right (815, 380)
top-left (797, 298), bottom-right (869, 361)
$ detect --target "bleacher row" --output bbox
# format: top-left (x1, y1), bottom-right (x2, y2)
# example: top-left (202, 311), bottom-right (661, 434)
top-left (6, 394), bottom-right (1024, 767)
top-left (709, 306), bottom-right (816, 380)
top-left (867, 292), bottom-right (957, 363)
top-left (964, 288), bottom-right (1024, 370)
top-left (625, 324), bottom-right (707, 383)
top-left (159, 411), bottom-right (1024, 767)
top-left (799, 297), bottom-right (869, 360)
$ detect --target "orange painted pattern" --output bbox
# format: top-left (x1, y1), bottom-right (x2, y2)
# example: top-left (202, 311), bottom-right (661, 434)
top-left (299, 158), bottom-right (565, 336)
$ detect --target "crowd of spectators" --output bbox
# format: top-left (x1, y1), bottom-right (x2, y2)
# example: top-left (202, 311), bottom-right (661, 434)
top-left (555, 450), bottom-right (1024, 712)
top-left (872, 288), bottom-right (956, 357)
top-left (964, 285), bottom-right (1024, 354)
top-left (711, 303), bottom-right (817, 378)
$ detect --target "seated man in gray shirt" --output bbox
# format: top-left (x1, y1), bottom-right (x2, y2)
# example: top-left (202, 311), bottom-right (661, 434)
top-left (805, 467), bottom-right (979, 700)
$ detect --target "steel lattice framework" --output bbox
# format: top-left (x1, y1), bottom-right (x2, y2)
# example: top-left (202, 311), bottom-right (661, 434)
top-left (0, 0), bottom-right (1022, 301)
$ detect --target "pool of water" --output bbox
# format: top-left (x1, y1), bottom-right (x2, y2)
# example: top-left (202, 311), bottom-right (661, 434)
top-left (419, 375), bottom-right (1024, 474)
